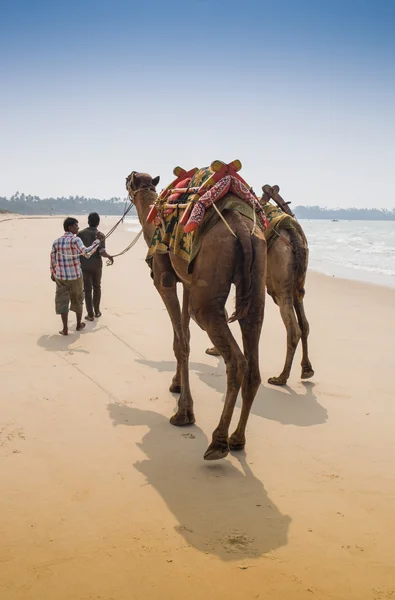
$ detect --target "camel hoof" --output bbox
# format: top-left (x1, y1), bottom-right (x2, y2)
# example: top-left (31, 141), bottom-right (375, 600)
top-left (228, 434), bottom-right (246, 451)
top-left (170, 411), bottom-right (195, 427)
top-left (169, 382), bottom-right (182, 393)
top-left (205, 347), bottom-right (221, 357)
top-left (268, 376), bottom-right (287, 386)
top-left (301, 368), bottom-right (315, 380)
top-left (204, 441), bottom-right (229, 461)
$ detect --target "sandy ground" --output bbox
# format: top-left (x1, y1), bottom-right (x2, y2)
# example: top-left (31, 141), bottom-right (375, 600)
top-left (1, 216), bottom-right (394, 600)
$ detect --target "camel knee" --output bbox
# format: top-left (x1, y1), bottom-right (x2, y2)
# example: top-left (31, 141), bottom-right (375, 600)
top-left (173, 331), bottom-right (190, 360)
top-left (154, 270), bottom-right (177, 292)
top-left (226, 355), bottom-right (247, 387)
top-left (244, 361), bottom-right (261, 390)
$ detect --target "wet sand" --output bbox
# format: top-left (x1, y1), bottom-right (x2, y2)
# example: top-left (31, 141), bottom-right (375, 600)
top-left (1, 216), bottom-right (394, 599)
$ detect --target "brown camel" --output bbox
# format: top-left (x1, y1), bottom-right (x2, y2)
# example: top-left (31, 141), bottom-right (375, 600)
top-left (125, 170), bottom-right (267, 460)
top-left (206, 186), bottom-right (314, 386)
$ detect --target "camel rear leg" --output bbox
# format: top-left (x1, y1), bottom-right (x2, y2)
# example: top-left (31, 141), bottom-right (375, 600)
top-left (268, 294), bottom-right (301, 386)
top-left (205, 308), bottom-right (228, 357)
top-left (229, 236), bottom-right (265, 450)
top-left (204, 319), bottom-right (246, 460)
top-left (229, 312), bottom-right (263, 451)
top-left (294, 296), bottom-right (314, 380)
top-left (191, 294), bottom-right (246, 460)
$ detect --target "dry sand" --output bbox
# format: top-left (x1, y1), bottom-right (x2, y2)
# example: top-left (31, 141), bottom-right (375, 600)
top-left (1, 216), bottom-right (394, 600)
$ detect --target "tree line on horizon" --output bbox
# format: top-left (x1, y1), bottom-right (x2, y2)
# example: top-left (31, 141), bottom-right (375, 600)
top-left (1, 192), bottom-right (395, 221)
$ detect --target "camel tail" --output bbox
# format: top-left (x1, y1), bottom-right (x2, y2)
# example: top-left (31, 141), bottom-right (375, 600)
top-left (228, 213), bottom-right (255, 323)
top-left (289, 223), bottom-right (308, 301)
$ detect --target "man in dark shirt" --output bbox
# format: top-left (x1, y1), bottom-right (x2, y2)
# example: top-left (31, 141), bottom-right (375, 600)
top-left (77, 212), bottom-right (114, 321)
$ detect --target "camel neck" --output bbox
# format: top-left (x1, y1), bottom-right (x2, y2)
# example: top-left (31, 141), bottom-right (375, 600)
top-left (133, 189), bottom-right (157, 247)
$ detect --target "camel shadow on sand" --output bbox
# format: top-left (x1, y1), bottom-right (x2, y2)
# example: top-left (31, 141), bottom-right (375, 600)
top-left (136, 358), bottom-right (327, 427)
top-left (108, 403), bottom-right (291, 561)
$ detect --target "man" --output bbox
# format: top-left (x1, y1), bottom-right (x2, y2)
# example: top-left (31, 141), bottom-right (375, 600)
top-left (77, 212), bottom-right (113, 321)
top-left (50, 217), bottom-right (103, 335)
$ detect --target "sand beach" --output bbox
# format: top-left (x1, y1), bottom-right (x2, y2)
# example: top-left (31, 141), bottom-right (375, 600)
top-left (1, 215), bottom-right (395, 600)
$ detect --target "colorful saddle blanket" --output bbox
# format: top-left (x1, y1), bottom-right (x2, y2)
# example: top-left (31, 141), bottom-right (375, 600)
top-left (263, 202), bottom-right (306, 250)
top-left (146, 194), bottom-right (258, 275)
top-left (146, 161), bottom-right (268, 275)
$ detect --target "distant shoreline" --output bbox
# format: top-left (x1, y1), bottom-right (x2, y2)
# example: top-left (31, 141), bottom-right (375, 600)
top-left (1, 194), bottom-right (395, 221)
top-left (2, 211), bottom-right (395, 222)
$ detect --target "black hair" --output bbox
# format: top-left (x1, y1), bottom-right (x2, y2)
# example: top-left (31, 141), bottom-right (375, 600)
top-left (63, 217), bottom-right (78, 232)
top-left (88, 212), bottom-right (100, 227)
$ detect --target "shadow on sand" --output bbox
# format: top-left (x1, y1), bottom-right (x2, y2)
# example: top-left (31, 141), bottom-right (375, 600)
top-left (136, 358), bottom-right (327, 427)
top-left (37, 322), bottom-right (102, 354)
top-left (108, 403), bottom-right (291, 561)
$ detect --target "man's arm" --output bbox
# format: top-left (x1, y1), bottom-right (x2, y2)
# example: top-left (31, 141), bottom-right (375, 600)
top-left (99, 248), bottom-right (114, 265)
top-left (50, 243), bottom-right (57, 280)
top-left (98, 235), bottom-right (114, 264)
top-left (73, 236), bottom-right (100, 258)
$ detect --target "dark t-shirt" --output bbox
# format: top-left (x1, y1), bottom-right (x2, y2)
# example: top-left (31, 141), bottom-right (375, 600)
top-left (78, 227), bottom-right (105, 267)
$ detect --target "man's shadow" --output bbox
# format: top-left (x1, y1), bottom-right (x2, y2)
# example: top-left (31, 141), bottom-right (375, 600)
top-left (108, 403), bottom-right (291, 561)
top-left (37, 323), bottom-right (102, 354)
top-left (136, 358), bottom-right (327, 427)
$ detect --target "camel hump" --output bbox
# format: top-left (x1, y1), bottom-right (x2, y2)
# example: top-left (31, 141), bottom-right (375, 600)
top-left (210, 159), bottom-right (242, 173)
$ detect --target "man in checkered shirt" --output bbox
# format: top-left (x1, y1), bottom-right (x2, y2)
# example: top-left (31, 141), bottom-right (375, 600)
top-left (50, 217), bottom-right (103, 335)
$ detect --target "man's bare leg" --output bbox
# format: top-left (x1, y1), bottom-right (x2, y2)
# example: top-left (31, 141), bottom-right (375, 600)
top-left (59, 313), bottom-right (68, 336)
top-left (76, 309), bottom-right (86, 331)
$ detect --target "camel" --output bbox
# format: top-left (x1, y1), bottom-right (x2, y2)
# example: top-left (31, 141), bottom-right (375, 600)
top-left (206, 185), bottom-right (314, 386)
top-left (125, 169), bottom-right (267, 461)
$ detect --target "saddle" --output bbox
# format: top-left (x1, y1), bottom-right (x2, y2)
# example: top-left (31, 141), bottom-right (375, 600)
top-left (147, 160), bottom-right (268, 233)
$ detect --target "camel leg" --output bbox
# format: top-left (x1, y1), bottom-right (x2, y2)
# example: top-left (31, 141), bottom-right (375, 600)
top-left (229, 236), bottom-right (265, 450)
top-left (169, 286), bottom-right (191, 392)
top-left (153, 268), bottom-right (194, 426)
top-left (294, 296), bottom-right (314, 380)
top-left (268, 294), bottom-right (301, 386)
top-left (229, 312), bottom-right (264, 451)
top-left (204, 319), bottom-right (246, 460)
top-left (191, 292), bottom-right (246, 460)
top-left (205, 309), bottom-right (228, 357)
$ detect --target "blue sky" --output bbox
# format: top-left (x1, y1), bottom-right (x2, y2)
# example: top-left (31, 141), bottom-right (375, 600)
top-left (1, 0), bottom-right (394, 207)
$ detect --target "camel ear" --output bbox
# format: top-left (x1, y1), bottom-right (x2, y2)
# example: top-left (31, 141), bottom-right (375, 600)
top-left (152, 175), bottom-right (160, 187)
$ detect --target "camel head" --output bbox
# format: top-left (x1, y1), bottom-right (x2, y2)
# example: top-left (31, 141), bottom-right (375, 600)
top-left (125, 171), bottom-right (160, 202)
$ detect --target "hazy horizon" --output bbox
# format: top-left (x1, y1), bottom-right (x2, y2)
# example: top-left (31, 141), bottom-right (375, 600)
top-left (1, 0), bottom-right (394, 208)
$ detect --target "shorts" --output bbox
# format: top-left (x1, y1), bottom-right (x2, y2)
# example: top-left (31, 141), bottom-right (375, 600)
top-left (55, 276), bottom-right (84, 314)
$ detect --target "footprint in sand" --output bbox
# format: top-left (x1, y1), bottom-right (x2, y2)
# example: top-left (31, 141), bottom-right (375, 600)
top-left (204, 530), bottom-right (258, 556)
top-left (373, 588), bottom-right (395, 599)
top-left (0, 423), bottom-right (26, 453)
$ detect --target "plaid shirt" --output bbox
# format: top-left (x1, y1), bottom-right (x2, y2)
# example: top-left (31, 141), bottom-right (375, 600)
top-left (50, 232), bottom-right (100, 280)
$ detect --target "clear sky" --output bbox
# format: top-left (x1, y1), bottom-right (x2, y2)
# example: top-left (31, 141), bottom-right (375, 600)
top-left (1, 0), bottom-right (394, 207)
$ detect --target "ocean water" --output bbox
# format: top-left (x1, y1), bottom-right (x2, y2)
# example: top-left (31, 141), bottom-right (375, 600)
top-left (301, 220), bottom-right (395, 288)
top-left (124, 216), bottom-right (395, 288)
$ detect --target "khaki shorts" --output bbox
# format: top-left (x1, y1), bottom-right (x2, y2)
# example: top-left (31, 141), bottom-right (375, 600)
top-left (55, 276), bottom-right (84, 314)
